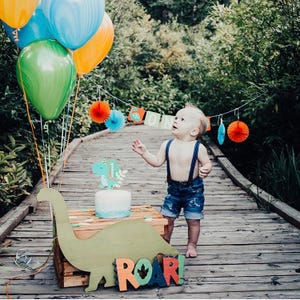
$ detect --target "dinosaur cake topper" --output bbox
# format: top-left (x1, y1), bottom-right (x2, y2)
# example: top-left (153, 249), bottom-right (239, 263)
top-left (92, 159), bottom-right (128, 189)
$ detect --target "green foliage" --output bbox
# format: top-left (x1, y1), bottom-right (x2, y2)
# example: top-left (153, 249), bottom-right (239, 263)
top-left (80, 0), bottom-right (194, 117)
top-left (201, 0), bottom-right (300, 149)
top-left (0, 25), bottom-right (28, 135)
top-left (138, 0), bottom-right (231, 25)
top-left (0, 136), bottom-right (32, 216)
top-left (259, 146), bottom-right (300, 210)
top-left (197, 0), bottom-right (300, 206)
top-left (0, 0), bottom-right (299, 216)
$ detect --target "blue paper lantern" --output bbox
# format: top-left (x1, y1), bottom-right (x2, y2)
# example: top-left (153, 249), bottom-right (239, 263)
top-left (217, 122), bottom-right (226, 145)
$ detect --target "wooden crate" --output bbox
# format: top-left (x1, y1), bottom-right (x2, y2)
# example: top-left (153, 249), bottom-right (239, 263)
top-left (53, 239), bottom-right (90, 288)
top-left (53, 205), bottom-right (168, 288)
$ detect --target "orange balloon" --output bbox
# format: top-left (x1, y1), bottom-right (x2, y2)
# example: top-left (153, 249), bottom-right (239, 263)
top-left (0, 0), bottom-right (39, 28)
top-left (73, 12), bottom-right (114, 76)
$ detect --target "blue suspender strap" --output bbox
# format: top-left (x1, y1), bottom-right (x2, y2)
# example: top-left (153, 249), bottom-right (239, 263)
top-left (188, 140), bottom-right (200, 183)
top-left (165, 139), bottom-right (173, 182)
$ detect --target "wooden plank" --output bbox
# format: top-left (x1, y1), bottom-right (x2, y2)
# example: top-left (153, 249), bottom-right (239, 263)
top-left (160, 280), bottom-right (300, 294)
top-left (1, 261), bottom-right (299, 280)
top-left (6, 291), bottom-right (300, 299)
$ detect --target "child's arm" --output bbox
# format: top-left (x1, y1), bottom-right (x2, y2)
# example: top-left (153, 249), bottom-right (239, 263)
top-left (198, 144), bottom-right (212, 179)
top-left (132, 139), bottom-right (166, 167)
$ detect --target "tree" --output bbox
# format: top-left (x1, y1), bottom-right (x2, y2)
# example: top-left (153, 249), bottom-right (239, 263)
top-left (191, 0), bottom-right (300, 208)
top-left (138, 0), bottom-right (231, 25)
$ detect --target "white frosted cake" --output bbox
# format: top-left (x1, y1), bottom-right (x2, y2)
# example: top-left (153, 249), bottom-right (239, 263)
top-left (95, 190), bottom-right (131, 218)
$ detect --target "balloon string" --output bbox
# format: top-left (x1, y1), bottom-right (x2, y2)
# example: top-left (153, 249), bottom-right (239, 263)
top-left (59, 76), bottom-right (81, 189)
top-left (61, 101), bottom-right (72, 160)
top-left (40, 118), bottom-right (50, 187)
top-left (17, 60), bottom-right (47, 188)
top-left (5, 238), bottom-right (55, 299)
top-left (55, 105), bottom-right (69, 188)
top-left (60, 109), bottom-right (68, 159)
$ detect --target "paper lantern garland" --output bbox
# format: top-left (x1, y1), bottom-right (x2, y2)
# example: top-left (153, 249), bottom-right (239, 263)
top-left (88, 97), bottom-right (250, 141)
top-left (227, 120), bottom-right (249, 143)
top-left (91, 86), bottom-right (264, 147)
top-left (89, 101), bottom-right (111, 123)
top-left (105, 110), bottom-right (126, 131)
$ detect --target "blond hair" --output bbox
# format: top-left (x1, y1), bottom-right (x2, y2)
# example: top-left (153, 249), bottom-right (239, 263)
top-left (185, 102), bottom-right (209, 137)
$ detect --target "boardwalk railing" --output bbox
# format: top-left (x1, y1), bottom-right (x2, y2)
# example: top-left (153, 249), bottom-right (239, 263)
top-left (203, 135), bottom-right (300, 229)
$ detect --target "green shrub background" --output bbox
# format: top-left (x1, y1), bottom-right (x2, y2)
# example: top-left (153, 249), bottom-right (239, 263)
top-left (0, 0), bottom-right (299, 216)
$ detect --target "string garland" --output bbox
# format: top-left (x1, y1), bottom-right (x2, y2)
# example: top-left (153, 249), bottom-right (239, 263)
top-left (208, 92), bottom-right (266, 120)
top-left (97, 86), bottom-right (266, 123)
top-left (97, 86), bottom-right (131, 108)
top-left (94, 87), bottom-right (268, 145)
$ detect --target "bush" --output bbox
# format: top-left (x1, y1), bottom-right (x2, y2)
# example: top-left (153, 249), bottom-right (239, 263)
top-left (0, 136), bottom-right (32, 216)
top-left (0, 0), bottom-right (299, 216)
top-left (259, 146), bottom-right (300, 210)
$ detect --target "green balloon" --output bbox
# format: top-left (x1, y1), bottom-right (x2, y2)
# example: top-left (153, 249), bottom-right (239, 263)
top-left (16, 39), bottom-right (76, 120)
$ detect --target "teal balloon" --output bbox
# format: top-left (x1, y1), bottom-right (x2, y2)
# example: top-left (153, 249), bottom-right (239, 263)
top-left (16, 39), bottom-right (76, 120)
top-left (41, 0), bottom-right (105, 50)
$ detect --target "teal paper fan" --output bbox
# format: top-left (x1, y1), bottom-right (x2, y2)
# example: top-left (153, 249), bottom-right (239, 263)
top-left (105, 110), bottom-right (125, 131)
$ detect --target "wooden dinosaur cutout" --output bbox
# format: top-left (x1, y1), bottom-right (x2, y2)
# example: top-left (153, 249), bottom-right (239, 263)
top-left (37, 187), bottom-right (179, 292)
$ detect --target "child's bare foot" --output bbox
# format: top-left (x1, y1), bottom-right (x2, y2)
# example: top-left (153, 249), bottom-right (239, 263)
top-left (186, 244), bottom-right (197, 258)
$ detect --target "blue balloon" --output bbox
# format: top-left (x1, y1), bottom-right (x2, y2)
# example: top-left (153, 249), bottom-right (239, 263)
top-left (3, 4), bottom-right (53, 49)
top-left (41, 0), bottom-right (105, 50)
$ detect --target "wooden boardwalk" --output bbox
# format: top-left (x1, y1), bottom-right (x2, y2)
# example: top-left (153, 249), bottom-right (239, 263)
top-left (1, 125), bottom-right (300, 299)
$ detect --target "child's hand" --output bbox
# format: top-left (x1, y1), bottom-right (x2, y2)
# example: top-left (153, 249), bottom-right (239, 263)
top-left (199, 166), bottom-right (210, 179)
top-left (132, 139), bottom-right (147, 156)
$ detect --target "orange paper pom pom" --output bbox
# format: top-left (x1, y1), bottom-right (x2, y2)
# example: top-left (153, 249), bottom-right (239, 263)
top-left (227, 120), bottom-right (249, 143)
top-left (89, 101), bottom-right (110, 123)
top-left (206, 116), bottom-right (211, 132)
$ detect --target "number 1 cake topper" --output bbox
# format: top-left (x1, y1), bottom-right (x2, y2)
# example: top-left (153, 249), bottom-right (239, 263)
top-left (92, 159), bottom-right (128, 189)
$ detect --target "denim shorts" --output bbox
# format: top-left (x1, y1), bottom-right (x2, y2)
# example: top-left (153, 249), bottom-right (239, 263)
top-left (160, 177), bottom-right (205, 220)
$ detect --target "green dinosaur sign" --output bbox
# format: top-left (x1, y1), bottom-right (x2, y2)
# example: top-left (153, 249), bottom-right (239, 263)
top-left (37, 188), bottom-right (180, 292)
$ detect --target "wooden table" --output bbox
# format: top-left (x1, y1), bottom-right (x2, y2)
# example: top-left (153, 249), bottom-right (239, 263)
top-left (68, 205), bottom-right (168, 239)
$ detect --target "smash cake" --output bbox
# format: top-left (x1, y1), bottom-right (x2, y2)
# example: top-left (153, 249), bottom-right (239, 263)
top-left (95, 190), bottom-right (131, 218)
